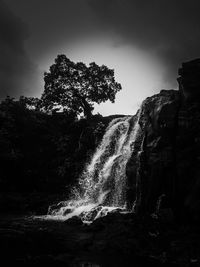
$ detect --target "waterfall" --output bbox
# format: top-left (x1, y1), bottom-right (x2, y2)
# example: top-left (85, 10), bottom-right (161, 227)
top-left (48, 112), bottom-right (141, 223)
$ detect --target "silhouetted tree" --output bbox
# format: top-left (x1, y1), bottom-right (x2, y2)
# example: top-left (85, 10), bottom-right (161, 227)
top-left (41, 55), bottom-right (122, 118)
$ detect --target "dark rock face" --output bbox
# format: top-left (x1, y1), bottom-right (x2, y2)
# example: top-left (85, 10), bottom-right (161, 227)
top-left (176, 100), bottom-right (200, 220)
top-left (178, 58), bottom-right (200, 100)
top-left (127, 59), bottom-right (200, 221)
top-left (133, 90), bottom-right (181, 215)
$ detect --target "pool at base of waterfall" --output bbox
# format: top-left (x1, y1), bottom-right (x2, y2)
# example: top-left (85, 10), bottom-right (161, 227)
top-left (36, 203), bottom-right (129, 223)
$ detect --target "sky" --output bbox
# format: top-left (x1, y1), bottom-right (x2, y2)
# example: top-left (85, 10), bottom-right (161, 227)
top-left (1, 0), bottom-right (200, 115)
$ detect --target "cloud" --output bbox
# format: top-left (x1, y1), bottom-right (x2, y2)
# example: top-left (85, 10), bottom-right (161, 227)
top-left (0, 0), bottom-right (39, 99)
top-left (89, 0), bottom-right (200, 86)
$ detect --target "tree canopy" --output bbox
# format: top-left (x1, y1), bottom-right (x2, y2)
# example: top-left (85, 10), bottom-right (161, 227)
top-left (41, 55), bottom-right (122, 118)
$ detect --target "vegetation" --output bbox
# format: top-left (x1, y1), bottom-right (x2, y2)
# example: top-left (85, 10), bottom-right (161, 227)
top-left (0, 96), bottom-right (117, 195)
top-left (41, 55), bottom-right (122, 118)
top-left (0, 56), bottom-right (122, 212)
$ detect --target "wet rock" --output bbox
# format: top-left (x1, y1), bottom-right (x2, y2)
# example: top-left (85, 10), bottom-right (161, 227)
top-left (65, 215), bottom-right (83, 226)
top-left (80, 205), bottom-right (102, 222)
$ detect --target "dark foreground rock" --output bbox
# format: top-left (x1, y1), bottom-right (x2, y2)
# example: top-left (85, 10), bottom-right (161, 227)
top-left (0, 214), bottom-right (200, 266)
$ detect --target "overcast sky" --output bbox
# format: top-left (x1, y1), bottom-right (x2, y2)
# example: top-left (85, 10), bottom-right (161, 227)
top-left (1, 0), bottom-right (200, 115)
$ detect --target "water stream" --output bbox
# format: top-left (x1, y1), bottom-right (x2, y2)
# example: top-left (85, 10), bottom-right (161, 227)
top-left (47, 112), bottom-right (141, 223)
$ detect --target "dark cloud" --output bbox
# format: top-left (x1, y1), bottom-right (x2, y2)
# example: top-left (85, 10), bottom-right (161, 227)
top-left (89, 0), bottom-right (200, 86)
top-left (4, 0), bottom-right (101, 60)
top-left (0, 0), bottom-right (39, 99)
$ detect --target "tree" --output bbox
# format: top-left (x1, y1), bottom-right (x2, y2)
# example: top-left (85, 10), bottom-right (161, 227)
top-left (41, 55), bottom-right (122, 118)
top-left (19, 96), bottom-right (42, 111)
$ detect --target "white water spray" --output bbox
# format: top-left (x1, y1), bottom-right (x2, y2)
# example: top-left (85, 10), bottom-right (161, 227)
top-left (48, 112), bottom-right (141, 222)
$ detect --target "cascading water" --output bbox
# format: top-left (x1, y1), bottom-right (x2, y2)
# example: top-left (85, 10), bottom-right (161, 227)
top-left (47, 112), bottom-right (141, 223)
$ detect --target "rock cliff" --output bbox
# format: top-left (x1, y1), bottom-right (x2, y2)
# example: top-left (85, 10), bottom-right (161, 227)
top-left (127, 59), bottom-right (200, 221)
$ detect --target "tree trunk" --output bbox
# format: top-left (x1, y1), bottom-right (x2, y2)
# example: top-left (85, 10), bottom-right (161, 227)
top-left (80, 97), bottom-right (93, 119)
